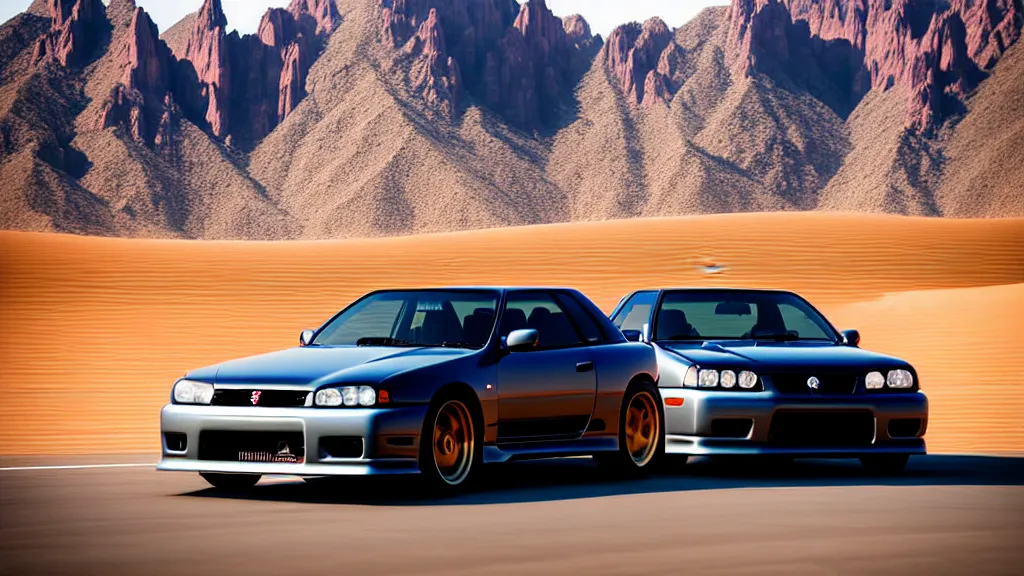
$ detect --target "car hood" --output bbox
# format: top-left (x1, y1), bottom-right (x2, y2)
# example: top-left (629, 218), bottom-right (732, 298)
top-left (188, 346), bottom-right (472, 389)
top-left (659, 341), bottom-right (910, 370)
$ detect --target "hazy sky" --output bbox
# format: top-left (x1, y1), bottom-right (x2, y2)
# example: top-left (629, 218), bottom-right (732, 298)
top-left (1, 1), bottom-right (729, 37)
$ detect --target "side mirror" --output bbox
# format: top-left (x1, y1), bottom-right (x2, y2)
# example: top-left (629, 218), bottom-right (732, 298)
top-left (299, 329), bottom-right (316, 347)
top-left (622, 330), bottom-right (643, 342)
top-left (841, 329), bottom-right (860, 347)
top-left (505, 329), bottom-right (540, 352)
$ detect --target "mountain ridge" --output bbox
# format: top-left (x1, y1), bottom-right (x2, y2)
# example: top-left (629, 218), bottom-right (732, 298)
top-left (0, 0), bottom-right (1021, 240)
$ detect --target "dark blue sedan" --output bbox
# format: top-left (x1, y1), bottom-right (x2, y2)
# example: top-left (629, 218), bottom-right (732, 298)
top-left (160, 288), bottom-right (660, 492)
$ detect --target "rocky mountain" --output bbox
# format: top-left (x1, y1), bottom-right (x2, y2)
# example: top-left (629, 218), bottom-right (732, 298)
top-left (0, 0), bottom-right (1021, 239)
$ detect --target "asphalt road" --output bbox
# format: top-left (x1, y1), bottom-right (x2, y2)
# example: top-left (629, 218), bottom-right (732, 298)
top-left (1, 455), bottom-right (1022, 575)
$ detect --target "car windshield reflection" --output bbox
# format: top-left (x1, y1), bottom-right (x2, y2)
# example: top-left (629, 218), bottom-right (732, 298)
top-left (313, 290), bottom-right (500, 349)
top-left (652, 290), bottom-right (840, 343)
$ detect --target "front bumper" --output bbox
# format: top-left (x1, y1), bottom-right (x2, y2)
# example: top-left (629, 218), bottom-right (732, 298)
top-left (158, 403), bottom-right (429, 476)
top-left (660, 389), bottom-right (928, 456)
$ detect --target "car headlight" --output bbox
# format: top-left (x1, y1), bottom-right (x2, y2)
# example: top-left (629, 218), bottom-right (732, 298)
top-left (683, 368), bottom-right (759, 390)
top-left (866, 371), bottom-right (885, 390)
top-left (738, 371), bottom-right (759, 389)
top-left (720, 370), bottom-right (737, 389)
top-left (315, 388), bottom-right (343, 407)
top-left (698, 369), bottom-right (719, 388)
top-left (358, 386), bottom-right (376, 406)
top-left (173, 379), bottom-right (214, 405)
top-left (683, 366), bottom-right (698, 388)
top-left (886, 369), bottom-right (914, 389)
top-left (316, 386), bottom-right (376, 407)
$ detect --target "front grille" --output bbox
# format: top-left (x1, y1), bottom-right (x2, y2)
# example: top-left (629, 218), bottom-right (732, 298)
top-left (211, 389), bottom-right (309, 407)
top-left (199, 431), bottom-right (305, 463)
top-left (768, 411), bottom-right (875, 448)
top-left (768, 372), bottom-right (859, 395)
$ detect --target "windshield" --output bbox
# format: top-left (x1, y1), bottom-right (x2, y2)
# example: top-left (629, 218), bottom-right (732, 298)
top-left (654, 291), bottom-right (838, 342)
top-left (312, 290), bottom-right (500, 349)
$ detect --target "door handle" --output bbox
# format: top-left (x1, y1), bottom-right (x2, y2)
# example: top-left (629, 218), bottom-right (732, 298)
top-left (576, 361), bottom-right (594, 373)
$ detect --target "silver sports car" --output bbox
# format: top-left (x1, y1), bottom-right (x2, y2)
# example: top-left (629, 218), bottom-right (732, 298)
top-left (159, 288), bottom-right (660, 492)
top-left (610, 288), bottom-right (928, 473)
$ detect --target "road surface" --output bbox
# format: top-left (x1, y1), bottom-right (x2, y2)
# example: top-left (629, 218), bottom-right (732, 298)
top-left (1, 455), bottom-right (1022, 575)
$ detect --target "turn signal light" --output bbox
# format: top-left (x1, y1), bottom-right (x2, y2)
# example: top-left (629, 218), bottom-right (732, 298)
top-left (665, 398), bottom-right (684, 407)
top-left (378, 390), bottom-right (390, 404)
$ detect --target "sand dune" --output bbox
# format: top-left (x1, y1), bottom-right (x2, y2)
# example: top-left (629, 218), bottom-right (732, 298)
top-left (1, 212), bottom-right (1022, 455)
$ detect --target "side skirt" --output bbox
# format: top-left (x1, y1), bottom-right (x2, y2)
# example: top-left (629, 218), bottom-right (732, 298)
top-left (484, 437), bottom-right (618, 464)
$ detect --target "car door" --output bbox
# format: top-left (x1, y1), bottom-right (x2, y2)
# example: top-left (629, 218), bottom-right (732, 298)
top-left (496, 291), bottom-right (597, 442)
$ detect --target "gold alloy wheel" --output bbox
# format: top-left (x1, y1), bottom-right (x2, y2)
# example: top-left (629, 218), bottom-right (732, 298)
top-left (432, 400), bottom-right (475, 485)
top-left (624, 391), bottom-right (659, 466)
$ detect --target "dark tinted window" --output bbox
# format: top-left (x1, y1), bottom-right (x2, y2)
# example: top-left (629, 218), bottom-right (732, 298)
top-left (611, 291), bottom-right (658, 331)
top-left (503, 292), bottom-right (583, 350)
top-left (314, 291), bottom-right (499, 348)
top-left (556, 293), bottom-right (604, 344)
top-left (655, 291), bottom-right (836, 341)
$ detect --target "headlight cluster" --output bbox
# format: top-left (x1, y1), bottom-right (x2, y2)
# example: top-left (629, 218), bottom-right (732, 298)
top-left (684, 367), bottom-right (760, 391)
top-left (172, 379), bottom-right (214, 405)
top-left (315, 386), bottom-right (377, 407)
top-left (866, 370), bottom-right (915, 390)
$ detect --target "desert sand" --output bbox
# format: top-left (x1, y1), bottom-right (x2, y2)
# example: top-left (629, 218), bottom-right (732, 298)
top-left (1, 212), bottom-right (1022, 455)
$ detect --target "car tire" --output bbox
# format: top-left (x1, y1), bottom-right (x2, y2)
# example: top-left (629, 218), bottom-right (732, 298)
top-left (860, 454), bottom-right (911, 474)
top-left (418, 392), bottom-right (481, 495)
top-left (595, 380), bottom-right (664, 477)
top-left (200, 472), bottom-right (261, 491)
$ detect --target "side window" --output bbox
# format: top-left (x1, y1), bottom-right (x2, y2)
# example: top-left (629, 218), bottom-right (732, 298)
top-left (502, 292), bottom-right (583, 350)
top-left (555, 293), bottom-right (604, 344)
top-left (611, 291), bottom-right (657, 331)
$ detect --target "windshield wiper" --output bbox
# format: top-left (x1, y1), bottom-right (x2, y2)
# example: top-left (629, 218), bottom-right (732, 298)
top-left (356, 337), bottom-right (414, 347)
top-left (438, 341), bottom-right (478, 349)
top-left (752, 334), bottom-right (800, 342)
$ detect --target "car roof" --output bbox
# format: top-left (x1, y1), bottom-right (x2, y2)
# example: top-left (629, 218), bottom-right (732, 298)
top-left (633, 288), bottom-right (800, 295)
top-left (364, 287), bottom-right (581, 293)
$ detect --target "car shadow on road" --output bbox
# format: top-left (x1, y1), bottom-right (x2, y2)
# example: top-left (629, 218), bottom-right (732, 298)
top-left (179, 454), bottom-right (1024, 506)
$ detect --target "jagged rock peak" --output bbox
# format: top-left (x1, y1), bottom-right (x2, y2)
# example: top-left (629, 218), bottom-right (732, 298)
top-left (33, 0), bottom-right (107, 67)
top-left (121, 7), bottom-right (173, 96)
top-left (377, 0), bottom-right (585, 130)
top-left (606, 17), bottom-right (674, 105)
top-left (258, 9), bottom-right (297, 50)
top-left (99, 7), bottom-right (178, 149)
top-left (186, 0), bottom-right (231, 136)
top-left (194, 0), bottom-right (228, 32)
top-left (562, 14), bottom-right (591, 42)
top-left (289, 0), bottom-right (341, 35)
top-left (279, 41), bottom-right (306, 121)
top-left (732, 0), bottom-right (1024, 130)
top-left (407, 8), bottom-right (462, 116)
top-left (26, 0), bottom-right (50, 17)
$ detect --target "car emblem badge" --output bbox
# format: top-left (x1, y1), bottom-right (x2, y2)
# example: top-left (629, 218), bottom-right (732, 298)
top-left (251, 391), bottom-right (262, 405)
top-left (807, 376), bottom-right (820, 390)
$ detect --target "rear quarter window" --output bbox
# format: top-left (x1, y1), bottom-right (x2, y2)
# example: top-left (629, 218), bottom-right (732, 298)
top-left (556, 293), bottom-right (605, 344)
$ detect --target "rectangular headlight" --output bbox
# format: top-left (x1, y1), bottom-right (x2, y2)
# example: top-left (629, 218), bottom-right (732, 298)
top-left (316, 386), bottom-right (376, 407)
top-left (173, 380), bottom-right (214, 405)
